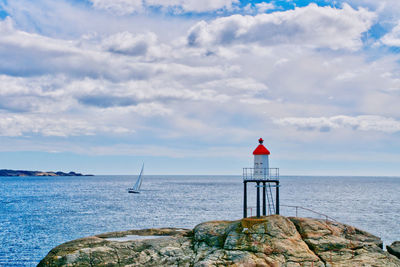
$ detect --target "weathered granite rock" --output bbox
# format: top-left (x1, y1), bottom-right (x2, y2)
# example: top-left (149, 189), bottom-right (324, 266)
top-left (289, 217), bottom-right (399, 267)
top-left (38, 228), bottom-right (193, 267)
top-left (388, 241), bottom-right (400, 259)
top-left (39, 215), bottom-right (400, 267)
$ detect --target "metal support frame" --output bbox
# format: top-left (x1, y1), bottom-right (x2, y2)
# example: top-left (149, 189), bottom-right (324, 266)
top-left (262, 182), bottom-right (266, 216)
top-left (256, 182), bottom-right (260, 217)
top-left (243, 182), bottom-right (247, 218)
top-left (276, 181), bottom-right (280, 215)
top-left (243, 179), bottom-right (280, 218)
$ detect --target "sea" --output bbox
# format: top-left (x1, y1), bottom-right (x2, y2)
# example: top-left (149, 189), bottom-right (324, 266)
top-left (0, 175), bottom-right (399, 266)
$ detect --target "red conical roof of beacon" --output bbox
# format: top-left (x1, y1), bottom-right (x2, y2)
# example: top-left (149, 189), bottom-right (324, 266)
top-left (253, 138), bottom-right (270, 155)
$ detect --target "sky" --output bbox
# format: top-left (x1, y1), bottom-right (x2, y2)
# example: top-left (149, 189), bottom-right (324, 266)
top-left (0, 0), bottom-right (400, 175)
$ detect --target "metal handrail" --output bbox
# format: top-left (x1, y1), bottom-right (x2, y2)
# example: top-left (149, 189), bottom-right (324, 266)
top-left (243, 168), bottom-right (279, 181)
top-left (281, 205), bottom-right (337, 222)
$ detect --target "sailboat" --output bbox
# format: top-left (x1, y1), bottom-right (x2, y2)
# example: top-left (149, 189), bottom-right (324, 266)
top-left (128, 163), bottom-right (144, 193)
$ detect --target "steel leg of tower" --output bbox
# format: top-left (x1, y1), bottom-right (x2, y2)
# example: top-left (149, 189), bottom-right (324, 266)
top-left (276, 181), bottom-right (280, 215)
top-left (256, 182), bottom-right (260, 218)
top-left (262, 182), bottom-right (266, 216)
top-left (243, 182), bottom-right (247, 218)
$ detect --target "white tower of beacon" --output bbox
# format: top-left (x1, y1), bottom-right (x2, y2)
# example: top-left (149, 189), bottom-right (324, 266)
top-left (253, 138), bottom-right (270, 179)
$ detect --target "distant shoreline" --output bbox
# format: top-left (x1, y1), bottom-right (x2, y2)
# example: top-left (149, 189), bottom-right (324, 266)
top-left (0, 169), bottom-right (94, 177)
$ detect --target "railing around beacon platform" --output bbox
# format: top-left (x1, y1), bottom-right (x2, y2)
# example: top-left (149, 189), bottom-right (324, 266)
top-left (242, 168), bottom-right (279, 181)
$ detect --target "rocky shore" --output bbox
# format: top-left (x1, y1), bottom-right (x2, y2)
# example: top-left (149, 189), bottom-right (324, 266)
top-left (0, 169), bottom-right (93, 177)
top-left (39, 215), bottom-right (400, 266)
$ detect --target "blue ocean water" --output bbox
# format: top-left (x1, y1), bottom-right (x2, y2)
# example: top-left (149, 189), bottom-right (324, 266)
top-left (0, 175), bottom-right (399, 266)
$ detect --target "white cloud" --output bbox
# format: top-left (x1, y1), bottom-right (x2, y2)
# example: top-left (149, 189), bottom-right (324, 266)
top-left (101, 31), bottom-right (172, 59)
top-left (66, 78), bottom-right (231, 107)
top-left (88, 0), bottom-right (239, 14)
top-left (89, 0), bottom-right (143, 15)
top-left (0, 114), bottom-right (132, 137)
top-left (147, 0), bottom-right (239, 13)
top-left (1, 0), bottom-right (195, 42)
top-left (0, 17), bottom-right (13, 32)
top-left (274, 115), bottom-right (400, 133)
top-left (380, 21), bottom-right (400, 47)
top-left (187, 3), bottom-right (376, 50)
top-left (102, 31), bottom-right (156, 55)
top-left (336, 0), bottom-right (400, 20)
top-left (197, 78), bottom-right (268, 92)
top-left (0, 19), bottom-right (172, 80)
top-left (255, 2), bottom-right (275, 13)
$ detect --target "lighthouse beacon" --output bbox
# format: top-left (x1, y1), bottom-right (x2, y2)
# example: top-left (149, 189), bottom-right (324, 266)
top-left (253, 138), bottom-right (270, 178)
top-left (243, 138), bottom-right (279, 218)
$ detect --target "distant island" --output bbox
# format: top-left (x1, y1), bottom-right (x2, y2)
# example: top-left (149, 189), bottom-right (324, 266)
top-left (0, 169), bottom-right (94, 177)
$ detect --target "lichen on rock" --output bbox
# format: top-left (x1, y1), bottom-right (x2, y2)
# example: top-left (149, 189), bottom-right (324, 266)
top-left (38, 215), bottom-right (400, 267)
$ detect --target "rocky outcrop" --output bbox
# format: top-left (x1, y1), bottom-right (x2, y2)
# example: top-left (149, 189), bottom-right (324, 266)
top-left (388, 241), bottom-right (400, 259)
top-left (39, 215), bottom-right (400, 266)
top-left (289, 217), bottom-right (393, 267)
top-left (39, 228), bottom-right (193, 267)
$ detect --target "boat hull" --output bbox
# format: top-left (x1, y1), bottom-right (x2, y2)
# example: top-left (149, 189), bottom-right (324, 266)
top-left (128, 189), bottom-right (140, 193)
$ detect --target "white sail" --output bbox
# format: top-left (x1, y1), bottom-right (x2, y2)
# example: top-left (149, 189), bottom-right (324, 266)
top-left (128, 163), bottom-right (144, 193)
top-left (133, 163), bottom-right (144, 190)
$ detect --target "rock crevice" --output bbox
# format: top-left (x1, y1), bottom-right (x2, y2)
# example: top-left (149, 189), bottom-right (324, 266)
top-left (288, 217), bottom-right (326, 266)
